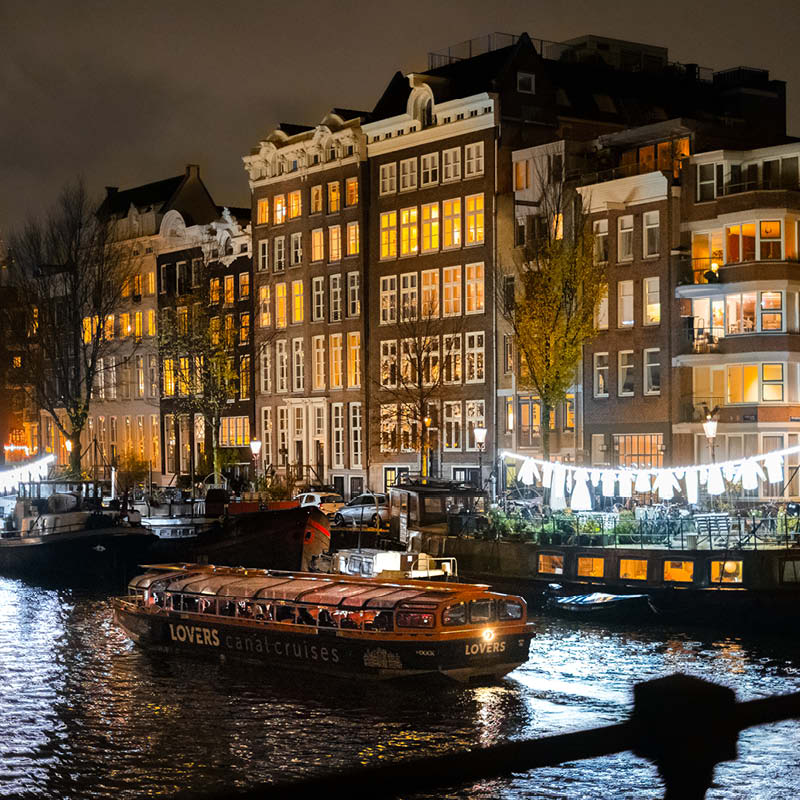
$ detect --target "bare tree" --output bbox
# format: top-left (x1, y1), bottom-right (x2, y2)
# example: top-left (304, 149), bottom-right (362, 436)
top-left (500, 146), bottom-right (606, 460)
top-left (375, 298), bottom-right (466, 477)
top-left (3, 181), bottom-right (138, 475)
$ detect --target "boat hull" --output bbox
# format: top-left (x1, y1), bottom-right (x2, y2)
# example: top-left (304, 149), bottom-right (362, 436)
top-left (113, 601), bottom-right (532, 682)
top-left (0, 528), bottom-right (156, 581)
top-left (145, 507), bottom-right (330, 571)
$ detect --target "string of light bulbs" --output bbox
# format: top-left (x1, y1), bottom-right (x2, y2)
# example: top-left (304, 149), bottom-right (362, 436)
top-left (500, 445), bottom-right (800, 510)
top-left (0, 455), bottom-right (56, 495)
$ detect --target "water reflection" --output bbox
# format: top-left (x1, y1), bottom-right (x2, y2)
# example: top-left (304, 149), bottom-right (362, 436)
top-left (1, 577), bottom-right (799, 798)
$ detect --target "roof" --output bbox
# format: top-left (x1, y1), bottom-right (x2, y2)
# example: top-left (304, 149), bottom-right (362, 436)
top-left (99, 174), bottom-right (184, 217)
top-left (128, 564), bottom-right (493, 609)
top-left (278, 123), bottom-right (314, 136)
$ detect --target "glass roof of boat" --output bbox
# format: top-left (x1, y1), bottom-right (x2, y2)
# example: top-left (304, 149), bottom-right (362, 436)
top-left (127, 567), bottom-right (481, 610)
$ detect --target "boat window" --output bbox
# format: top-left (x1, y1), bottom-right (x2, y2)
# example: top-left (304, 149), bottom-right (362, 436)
top-left (423, 496), bottom-right (446, 515)
top-left (711, 560), bottom-right (742, 584)
top-left (664, 560), bottom-right (694, 582)
top-left (219, 600), bottom-right (237, 616)
top-left (619, 559), bottom-right (648, 581)
top-left (442, 602), bottom-right (467, 626)
top-left (577, 557), bottom-right (604, 578)
top-left (396, 611), bottom-right (435, 628)
top-left (497, 599), bottom-right (523, 620)
top-left (275, 603), bottom-right (296, 622)
top-left (469, 599), bottom-right (496, 623)
top-left (782, 560), bottom-right (800, 583)
top-left (538, 554), bottom-right (564, 575)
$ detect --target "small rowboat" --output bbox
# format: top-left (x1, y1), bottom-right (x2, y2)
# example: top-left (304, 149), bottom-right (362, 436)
top-left (546, 592), bottom-right (655, 621)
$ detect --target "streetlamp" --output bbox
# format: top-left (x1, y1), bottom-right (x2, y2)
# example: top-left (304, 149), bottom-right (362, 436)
top-left (249, 438), bottom-right (262, 489)
top-left (474, 426), bottom-right (487, 490)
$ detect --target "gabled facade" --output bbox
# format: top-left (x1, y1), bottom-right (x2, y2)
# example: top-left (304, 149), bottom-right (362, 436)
top-left (244, 113), bottom-right (370, 498)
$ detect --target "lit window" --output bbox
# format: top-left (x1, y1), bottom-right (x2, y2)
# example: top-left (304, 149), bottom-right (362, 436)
top-left (538, 554), bottom-right (563, 575)
top-left (577, 557), bottom-right (604, 578)
top-left (465, 194), bottom-right (484, 245)
top-left (348, 332), bottom-right (361, 388)
top-left (400, 207), bottom-right (418, 256)
top-left (275, 283), bottom-right (287, 328)
top-left (257, 198), bottom-right (269, 225)
top-left (421, 203), bottom-right (439, 252)
top-left (760, 220), bottom-right (782, 260)
top-left (311, 229), bottom-right (324, 262)
top-left (327, 182), bottom-right (340, 213)
top-left (288, 190), bottom-right (301, 219)
top-left (345, 177), bottom-right (358, 206)
top-left (329, 333), bottom-right (343, 389)
top-left (274, 195), bottom-right (286, 224)
top-left (514, 160), bottom-right (529, 190)
top-left (762, 363), bottom-right (784, 401)
top-left (443, 401), bottom-right (462, 450)
top-left (291, 280), bottom-right (304, 324)
top-left (329, 225), bottom-right (341, 262)
top-left (710, 560), bottom-right (742, 584)
top-left (664, 560), bottom-right (694, 582)
top-left (310, 185), bottom-right (322, 213)
top-left (644, 277), bottom-right (660, 324)
top-left (465, 263), bottom-right (484, 314)
top-left (443, 266), bottom-right (461, 316)
top-left (259, 286), bottom-right (271, 327)
top-left (347, 221), bottom-right (359, 256)
top-left (620, 559), bottom-right (648, 581)
top-left (443, 199), bottom-right (462, 249)
top-left (380, 211), bottom-right (397, 258)
top-left (239, 272), bottom-right (250, 300)
top-left (421, 269), bottom-right (439, 318)
top-left (465, 331), bottom-right (484, 383)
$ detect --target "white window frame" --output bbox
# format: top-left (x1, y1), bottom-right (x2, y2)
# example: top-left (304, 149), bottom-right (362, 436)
top-left (421, 269), bottom-right (439, 319)
top-left (290, 232), bottom-right (303, 265)
top-left (442, 147), bottom-right (461, 182)
top-left (465, 142), bottom-right (484, 177)
top-left (380, 275), bottom-right (397, 324)
top-left (312, 277), bottom-right (324, 321)
top-left (380, 340), bottom-right (397, 388)
top-left (260, 344), bottom-right (272, 394)
top-left (399, 157), bottom-right (417, 191)
top-left (593, 352), bottom-right (609, 398)
top-left (349, 403), bottom-right (363, 468)
top-left (347, 332), bottom-right (361, 388)
top-left (312, 335), bottom-right (325, 391)
top-left (644, 210), bottom-right (660, 258)
top-left (443, 401), bottom-right (462, 451)
top-left (442, 198), bottom-right (462, 249)
top-left (347, 272), bottom-right (360, 318)
top-left (618, 215), bottom-right (633, 262)
top-left (420, 152), bottom-right (439, 186)
top-left (618, 351), bottom-right (635, 397)
top-left (329, 275), bottom-right (342, 322)
top-left (400, 272), bottom-right (418, 322)
top-left (379, 162), bottom-right (397, 195)
top-left (311, 228), bottom-right (324, 262)
top-left (276, 340), bottom-right (288, 393)
top-left (644, 348), bottom-right (661, 396)
top-left (443, 266), bottom-right (461, 316)
top-left (329, 333), bottom-right (343, 389)
top-left (465, 262), bottom-right (485, 314)
top-left (465, 193), bottom-right (484, 246)
top-left (443, 333), bottom-right (462, 384)
top-left (328, 225), bottom-right (341, 263)
top-left (274, 235), bottom-right (286, 272)
top-left (258, 239), bottom-right (269, 272)
top-left (292, 338), bottom-right (304, 392)
top-left (643, 277), bottom-right (660, 326)
top-left (465, 331), bottom-right (485, 384)
top-left (618, 280), bottom-right (634, 328)
top-left (421, 202), bottom-right (439, 253)
top-left (331, 403), bottom-right (345, 468)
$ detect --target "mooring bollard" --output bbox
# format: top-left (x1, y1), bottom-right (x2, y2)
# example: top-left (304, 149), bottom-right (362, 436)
top-left (632, 673), bottom-right (738, 800)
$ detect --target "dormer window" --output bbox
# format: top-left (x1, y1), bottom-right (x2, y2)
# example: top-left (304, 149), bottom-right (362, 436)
top-left (517, 72), bottom-right (535, 94)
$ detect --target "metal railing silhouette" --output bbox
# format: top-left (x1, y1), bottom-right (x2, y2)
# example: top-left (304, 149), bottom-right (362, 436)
top-left (179, 673), bottom-right (800, 800)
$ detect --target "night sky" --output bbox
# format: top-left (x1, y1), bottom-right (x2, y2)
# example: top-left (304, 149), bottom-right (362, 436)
top-left (2, 0), bottom-right (799, 235)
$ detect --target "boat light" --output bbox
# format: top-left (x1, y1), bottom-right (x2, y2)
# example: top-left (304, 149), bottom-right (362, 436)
top-left (481, 628), bottom-right (495, 642)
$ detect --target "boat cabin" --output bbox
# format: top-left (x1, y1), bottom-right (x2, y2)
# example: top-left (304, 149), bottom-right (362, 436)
top-left (388, 480), bottom-right (489, 542)
top-left (126, 564), bottom-right (524, 635)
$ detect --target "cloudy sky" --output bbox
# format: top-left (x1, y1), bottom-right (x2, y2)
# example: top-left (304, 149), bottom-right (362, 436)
top-left (2, 0), bottom-right (799, 235)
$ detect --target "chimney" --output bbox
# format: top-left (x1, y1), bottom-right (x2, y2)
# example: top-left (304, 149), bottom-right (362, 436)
top-left (186, 164), bottom-right (200, 178)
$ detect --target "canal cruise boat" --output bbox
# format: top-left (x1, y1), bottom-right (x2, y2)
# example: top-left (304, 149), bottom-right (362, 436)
top-left (113, 563), bottom-right (534, 682)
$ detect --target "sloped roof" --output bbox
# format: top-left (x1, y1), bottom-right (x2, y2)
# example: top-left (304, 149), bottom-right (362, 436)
top-left (100, 174), bottom-right (184, 217)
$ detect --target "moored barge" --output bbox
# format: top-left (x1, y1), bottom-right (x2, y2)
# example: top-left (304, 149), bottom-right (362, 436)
top-left (113, 564), bottom-right (534, 682)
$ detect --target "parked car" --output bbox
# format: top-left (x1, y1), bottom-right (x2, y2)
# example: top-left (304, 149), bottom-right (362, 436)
top-left (332, 493), bottom-right (389, 529)
top-left (294, 492), bottom-right (345, 517)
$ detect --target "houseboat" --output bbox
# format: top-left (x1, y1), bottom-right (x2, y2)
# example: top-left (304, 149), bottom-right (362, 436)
top-left (0, 480), bottom-right (155, 580)
top-left (113, 563), bottom-right (534, 682)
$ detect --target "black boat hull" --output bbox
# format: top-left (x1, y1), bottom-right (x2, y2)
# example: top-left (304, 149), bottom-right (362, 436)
top-left (113, 602), bottom-right (532, 682)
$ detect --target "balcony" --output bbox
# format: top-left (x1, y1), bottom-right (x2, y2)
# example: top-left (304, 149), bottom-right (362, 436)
top-left (678, 318), bottom-right (800, 357)
top-left (679, 256), bottom-right (800, 287)
top-left (684, 324), bottom-right (724, 353)
top-left (679, 395), bottom-right (725, 423)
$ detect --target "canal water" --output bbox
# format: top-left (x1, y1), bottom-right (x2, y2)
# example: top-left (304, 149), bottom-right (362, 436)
top-left (1, 576), bottom-right (799, 799)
